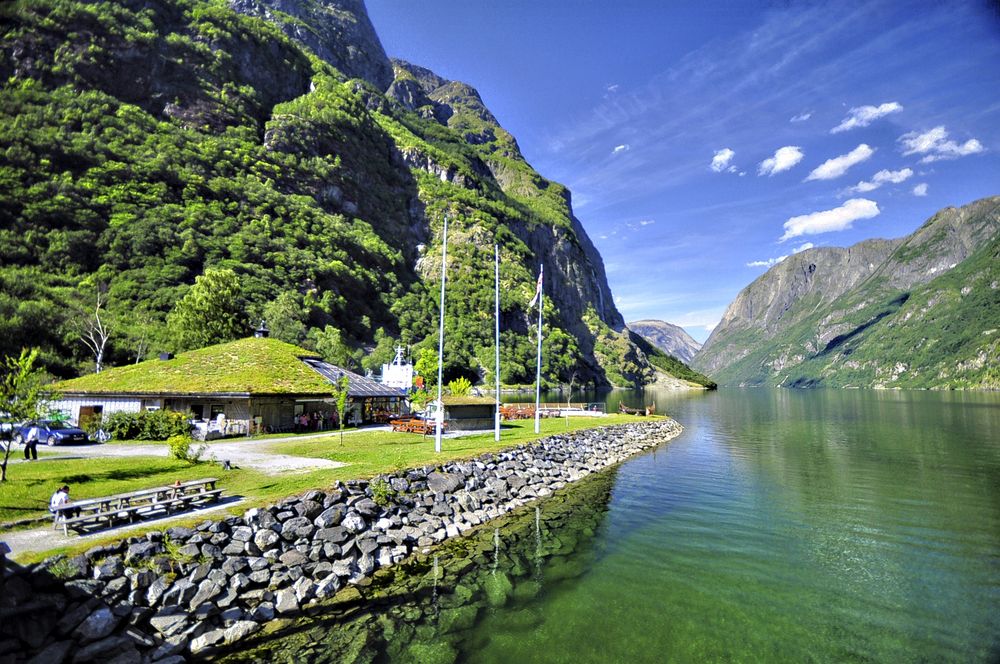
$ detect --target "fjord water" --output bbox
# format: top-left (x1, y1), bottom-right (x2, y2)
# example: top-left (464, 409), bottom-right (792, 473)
top-left (223, 389), bottom-right (1000, 663)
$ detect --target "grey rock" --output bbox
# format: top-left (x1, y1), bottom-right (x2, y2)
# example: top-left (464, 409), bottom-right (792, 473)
top-left (221, 556), bottom-right (248, 576)
top-left (223, 620), bottom-right (261, 644)
top-left (314, 506), bottom-right (344, 528)
top-left (231, 526), bottom-right (254, 542)
top-left (188, 580), bottom-right (222, 609)
top-left (190, 628), bottom-right (226, 653)
top-left (342, 512), bottom-right (366, 533)
top-left (280, 516), bottom-right (314, 540)
top-left (274, 589), bottom-right (299, 615)
top-left (427, 471), bottom-right (463, 494)
top-left (254, 529), bottom-right (281, 551)
top-left (74, 606), bottom-right (119, 642)
top-left (279, 549), bottom-right (309, 567)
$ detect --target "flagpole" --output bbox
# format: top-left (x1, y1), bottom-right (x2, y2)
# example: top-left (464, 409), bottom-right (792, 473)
top-left (534, 265), bottom-right (543, 434)
top-left (494, 244), bottom-right (501, 442)
top-left (435, 215), bottom-right (448, 453)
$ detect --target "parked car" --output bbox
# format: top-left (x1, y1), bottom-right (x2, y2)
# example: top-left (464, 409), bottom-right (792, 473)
top-left (14, 420), bottom-right (90, 446)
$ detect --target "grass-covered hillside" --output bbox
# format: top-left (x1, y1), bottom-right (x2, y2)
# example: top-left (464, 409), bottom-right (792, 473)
top-left (0, 0), bottom-right (666, 388)
top-left (694, 197), bottom-right (1000, 388)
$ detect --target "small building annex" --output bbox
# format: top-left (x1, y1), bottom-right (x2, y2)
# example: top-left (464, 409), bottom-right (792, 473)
top-left (48, 337), bottom-right (407, 435)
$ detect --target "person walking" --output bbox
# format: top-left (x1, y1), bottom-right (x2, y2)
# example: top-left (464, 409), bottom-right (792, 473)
top-left (23, 422), bottom-right (39, 461)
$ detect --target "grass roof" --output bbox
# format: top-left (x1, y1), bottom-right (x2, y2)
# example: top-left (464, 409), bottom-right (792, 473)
top-left (442, 395), bottom-right (497, 406)
top-left (53, 337), bottom-right (334, 395)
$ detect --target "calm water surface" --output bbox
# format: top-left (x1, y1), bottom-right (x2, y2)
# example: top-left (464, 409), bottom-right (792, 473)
top-left (220, 389), bottom-right (1000, 663)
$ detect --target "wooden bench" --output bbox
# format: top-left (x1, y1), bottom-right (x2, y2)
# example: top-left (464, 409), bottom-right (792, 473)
top-left (52, 478), bottom-right (221, 536)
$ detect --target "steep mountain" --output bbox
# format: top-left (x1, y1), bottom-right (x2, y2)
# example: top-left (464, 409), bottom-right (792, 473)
top-left (628, 320), bottom-right (702, 364)
top-left (0, 0), bottom-right (661, 388)
top-left (693, 196), bottom-right (1000, 388)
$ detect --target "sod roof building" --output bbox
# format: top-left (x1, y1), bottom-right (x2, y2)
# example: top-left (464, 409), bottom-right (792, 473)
top-left (49, 337), bottom-right (407, 436)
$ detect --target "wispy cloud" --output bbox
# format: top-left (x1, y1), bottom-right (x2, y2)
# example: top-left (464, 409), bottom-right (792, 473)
top-left (606, 84), bottom-right (620, 94)
top-left (612, 144), bottom-right (630, 155)
top-left (805, 144), bottom-right (875, 181)
top-left (790, 112), bottom-right (812, 123)
top-left (846, 167), bottom-right (913, 193)
top-left (710, 148), bottom-right (736, 172)
top-left (898, 126), bottom-right (984, 163)
top-left (780, 198), bottom-right (879, 241)
top-left (758, 146), bottom-right (804, 176)
top-left (830, 101), bottom-right (903, 133)
top-left (912, 182), bottom-right (928, 196)
top-left (746, 241), bottom-right (814, 268)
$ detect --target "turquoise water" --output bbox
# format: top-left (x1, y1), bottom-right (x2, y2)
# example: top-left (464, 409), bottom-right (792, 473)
top-left (218, 389), bottom-right (1000, 663)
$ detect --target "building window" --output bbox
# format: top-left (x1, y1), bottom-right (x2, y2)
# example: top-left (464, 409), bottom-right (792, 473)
top-left (209, 404), bottom-right (225, 419)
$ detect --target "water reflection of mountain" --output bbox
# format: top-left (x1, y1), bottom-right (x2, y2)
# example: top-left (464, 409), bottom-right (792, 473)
top-left (210, 469), bottom-right (619, 663)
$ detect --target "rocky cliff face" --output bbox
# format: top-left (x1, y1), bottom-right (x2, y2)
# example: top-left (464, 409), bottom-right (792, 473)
top-left (0, 0), bottom-right (651, 387)
top-left (229, 0), bottom-right (394, 90)
top-left (694, 196), bottom-right (1000, 388)
top-left (387, 59), bottom-right (624, 334)
top-left (628, 320), bottom-right (702, 364)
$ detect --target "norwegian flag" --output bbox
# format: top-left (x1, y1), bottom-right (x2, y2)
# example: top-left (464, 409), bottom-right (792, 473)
top-left (528, 265), bottom-right (543, 309)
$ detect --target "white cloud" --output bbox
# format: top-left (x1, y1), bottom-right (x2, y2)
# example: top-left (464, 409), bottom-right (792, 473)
top-left (746, 241), bottom-right (815, 269)
top-left (898, 126), bottom-right (984, 163)
top-left (790, 112), bottom-right (812, 123)
top-left (606, 84), bottom-right (620, 93)
top-left (710, 148), bottom-right (735, 172)
top-left (747, 256), bottom-right (785, 268)
top-left (831, 102), bottom-right (903, 133)
top-left (780, 198), bottom-right (880, 242)
top-left (912, 183), bottom-right (928, 196)
top-left (612, 144), bottom-right (630, 155)
top-left (758, 146), bottom-right (804, 176)
top-left (805, 144), bottom-right (875, 181)
top-left (847, 167), bottom-right (913, 193)
top-left (639, 219), bottom-right (655, 226)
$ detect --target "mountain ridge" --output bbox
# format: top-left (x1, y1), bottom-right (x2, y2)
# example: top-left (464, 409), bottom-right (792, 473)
top-left (627, 320), bottom-right (702, 365)
top-left (0, 0), bottom-right (665, 389)
top-left (693, 196), bottom-right (1000, 388)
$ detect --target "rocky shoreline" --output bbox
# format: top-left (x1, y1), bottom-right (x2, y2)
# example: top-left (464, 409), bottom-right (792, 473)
top-left (0, 419), bottom-right (682, 663)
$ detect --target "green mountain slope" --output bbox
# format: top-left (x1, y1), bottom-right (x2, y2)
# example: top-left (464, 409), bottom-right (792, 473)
top-left (693, 196), bottom-right (1000, 388)
top-left (0, 0), bottom-right (664, 388)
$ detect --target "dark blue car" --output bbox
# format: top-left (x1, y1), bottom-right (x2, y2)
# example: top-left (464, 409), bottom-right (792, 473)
top-left (14, 420), bottom-right (90, 446)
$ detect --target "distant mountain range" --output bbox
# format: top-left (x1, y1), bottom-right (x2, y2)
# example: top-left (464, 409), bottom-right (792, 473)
top-left (627, 320), bottom-right (702, 364)
top-left (693, 196), bottom-right (1000, 389)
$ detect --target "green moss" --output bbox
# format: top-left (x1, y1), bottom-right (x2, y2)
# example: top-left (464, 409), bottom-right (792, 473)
top-left (52, 337), bottom-right (328, 394)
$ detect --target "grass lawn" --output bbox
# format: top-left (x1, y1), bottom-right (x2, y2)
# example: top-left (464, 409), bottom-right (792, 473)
top-left (266, 414), bottom-right (654, 479)
top-left (0, 413), bottom-right (664, 562)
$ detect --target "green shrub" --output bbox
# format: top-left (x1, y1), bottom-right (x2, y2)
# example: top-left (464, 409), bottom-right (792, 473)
top-left (370, 478), bottom-right (395, 507)
top-left (446, 376), bottom-right (472, 396)
top-left (100, 410), bottom-right (192, 441)
top-left (167, 434), bottom-right (205, 463)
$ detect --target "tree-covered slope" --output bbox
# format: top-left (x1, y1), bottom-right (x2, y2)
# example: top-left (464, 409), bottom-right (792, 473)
top-left (693, 196), bottom-right (1000, 388)
top-left (0, 0), bottom-right (664, 388)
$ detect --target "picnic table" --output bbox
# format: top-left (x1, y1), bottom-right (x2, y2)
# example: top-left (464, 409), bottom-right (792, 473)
top-left (52, 478), bottom-right (223, 536)
top-left (390, 417), bottom-right (446, 435)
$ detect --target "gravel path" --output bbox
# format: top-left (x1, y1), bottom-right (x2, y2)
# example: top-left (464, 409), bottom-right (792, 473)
top-left (22, 430), bottom-right (361, 474)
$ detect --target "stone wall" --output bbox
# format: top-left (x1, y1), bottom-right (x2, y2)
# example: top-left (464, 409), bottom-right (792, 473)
top-left (0, 419), bottom-right (682, 663)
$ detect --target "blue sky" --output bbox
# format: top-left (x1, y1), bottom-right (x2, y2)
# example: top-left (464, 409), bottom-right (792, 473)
top-left (367, 1), bottom-right (1000, 342)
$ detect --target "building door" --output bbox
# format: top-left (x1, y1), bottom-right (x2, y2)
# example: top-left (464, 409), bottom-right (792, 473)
top-left (78, 405), bottom-right (103, 429)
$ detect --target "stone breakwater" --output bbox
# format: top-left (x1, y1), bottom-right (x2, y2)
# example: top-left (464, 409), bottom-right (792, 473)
top-left (0, 419), bottom-right (682, 663)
